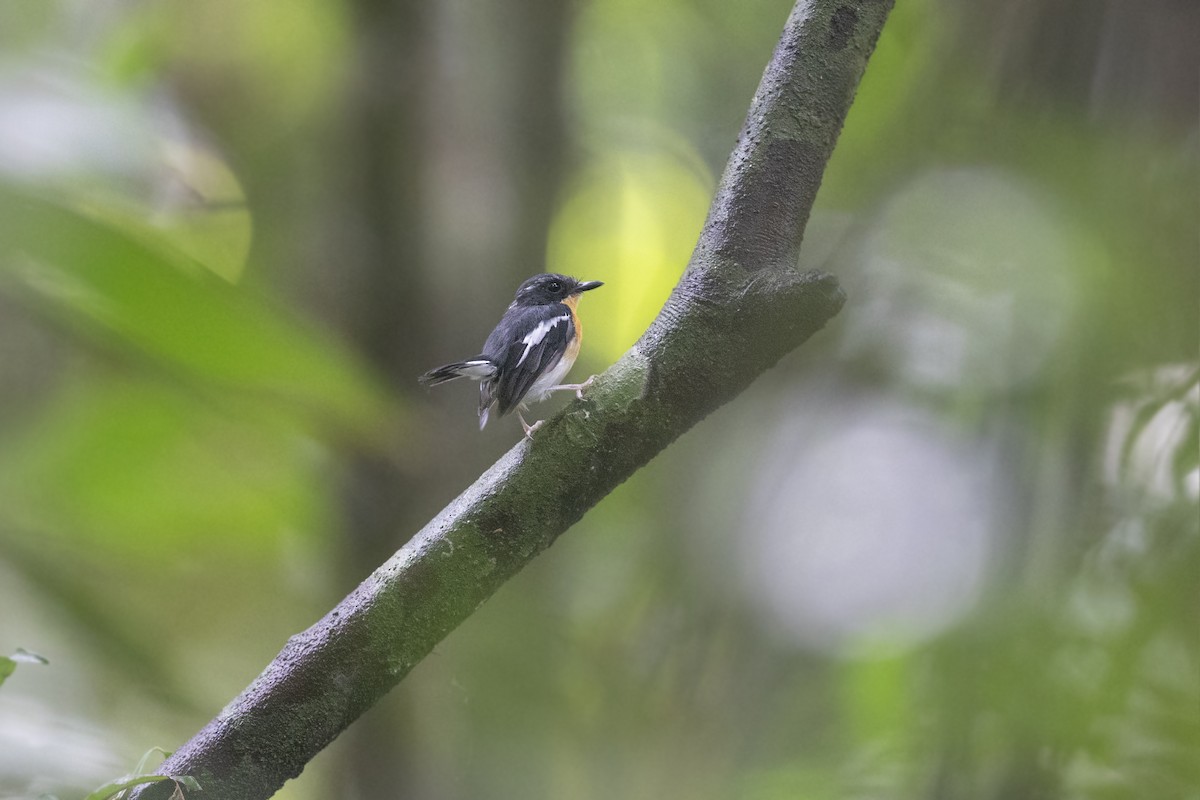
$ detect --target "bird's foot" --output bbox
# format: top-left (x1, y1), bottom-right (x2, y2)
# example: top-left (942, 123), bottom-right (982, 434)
top-left (518, 410), bottom-right (543, 439)
top-left (548, 375), bottom-right (596, 400)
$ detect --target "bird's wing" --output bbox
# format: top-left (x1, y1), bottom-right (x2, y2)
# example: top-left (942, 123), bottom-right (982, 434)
top-left (482, 303), bottom-right (574, 416)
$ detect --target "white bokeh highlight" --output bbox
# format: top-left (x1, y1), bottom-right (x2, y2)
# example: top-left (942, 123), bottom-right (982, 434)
top-left (741, 398), bottom-right (998, 654)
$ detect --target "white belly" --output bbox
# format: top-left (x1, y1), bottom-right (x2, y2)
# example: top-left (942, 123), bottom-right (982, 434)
top-left (523, 351), bottom-right (577, 405)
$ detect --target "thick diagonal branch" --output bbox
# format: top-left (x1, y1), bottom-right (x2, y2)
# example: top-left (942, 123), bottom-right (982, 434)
top-left (137, 2), bottom-right (891, 797)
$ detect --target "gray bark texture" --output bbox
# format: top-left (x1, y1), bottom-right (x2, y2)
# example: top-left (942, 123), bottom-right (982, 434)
top-left (135, 1), bottom-right (892, 797)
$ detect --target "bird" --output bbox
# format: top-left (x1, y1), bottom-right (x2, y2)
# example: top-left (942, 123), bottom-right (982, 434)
top-left (419, 273), bottom-right (604, 437)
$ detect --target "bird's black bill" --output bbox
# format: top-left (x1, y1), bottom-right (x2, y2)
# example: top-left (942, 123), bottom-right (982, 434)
top-left (576, 280), bottom-right (604, 292)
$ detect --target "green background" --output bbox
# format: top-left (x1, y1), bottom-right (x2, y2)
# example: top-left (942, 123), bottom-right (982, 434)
top-left (0, 1), bottom-right (1195, 798)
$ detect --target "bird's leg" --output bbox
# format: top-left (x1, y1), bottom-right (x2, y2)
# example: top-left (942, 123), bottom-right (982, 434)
top-left (517, 409), bottom-right (543, 439)
top-left (545, 375), bottom-right (596, 400)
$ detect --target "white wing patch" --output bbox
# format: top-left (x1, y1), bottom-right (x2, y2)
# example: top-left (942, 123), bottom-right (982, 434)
top-left (458, 360), bottom-right (498, 379)
top-left (516, 314), bottom-right (569, 368)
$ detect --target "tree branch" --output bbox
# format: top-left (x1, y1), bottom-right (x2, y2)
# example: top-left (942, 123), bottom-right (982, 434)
top-left (137, 2), bottom-right (891, 797)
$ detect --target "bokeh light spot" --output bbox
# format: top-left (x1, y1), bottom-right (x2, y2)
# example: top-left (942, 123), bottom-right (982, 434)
top-left (547, 149), bottom-right (711, 362)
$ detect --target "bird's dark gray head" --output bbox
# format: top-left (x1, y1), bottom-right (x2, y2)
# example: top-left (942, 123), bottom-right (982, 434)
top-left (512, 273), bottom-right (603, 306)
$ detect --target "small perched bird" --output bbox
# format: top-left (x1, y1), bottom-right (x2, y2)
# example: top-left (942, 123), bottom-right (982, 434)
top-left (419, 273), bottom-right (603, 436)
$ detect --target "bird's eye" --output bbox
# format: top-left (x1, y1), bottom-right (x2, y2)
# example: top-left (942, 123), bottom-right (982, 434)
top-left (547, 280), bottom-right (563, 293)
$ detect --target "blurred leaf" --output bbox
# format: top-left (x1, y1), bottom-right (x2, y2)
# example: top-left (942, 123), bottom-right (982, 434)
top-left (1113, 366), bottom-right (1199, 501)
top-left (132, 748), bottom-right (173, 777)
top-left (80, 139), bottom-right (254, 284)
top-left (83, 773), bottom-right (199, 800)
top-left (0, 648), bottom-right (46, 688)
top-left (0, 183), bottom-right (391, 438)
top-left (84, 746), bottom-right (200, 800)
top-left (99, 7), bottom-right (171, 86)
top-left (10, 647), bottom-right (49, 664)
top-left (0, 376), bottom-right (329, 556)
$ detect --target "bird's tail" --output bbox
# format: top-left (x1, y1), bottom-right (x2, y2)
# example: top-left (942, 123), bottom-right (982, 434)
top-left (418, 358), bottom-right (498, 387)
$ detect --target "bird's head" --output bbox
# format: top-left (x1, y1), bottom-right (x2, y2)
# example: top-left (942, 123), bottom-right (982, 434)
top-left (512, 273), bottom-right (603, 307)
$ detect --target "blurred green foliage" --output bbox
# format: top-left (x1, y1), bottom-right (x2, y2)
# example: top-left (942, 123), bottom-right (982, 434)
top-left (0, 0), bottom-right (1196, 799)
top-left (76, 748), bottom-right (199, 800)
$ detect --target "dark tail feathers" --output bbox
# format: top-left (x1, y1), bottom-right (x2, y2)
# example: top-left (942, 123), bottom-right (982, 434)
top-left (418, 358), bottom-right (498, 387)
